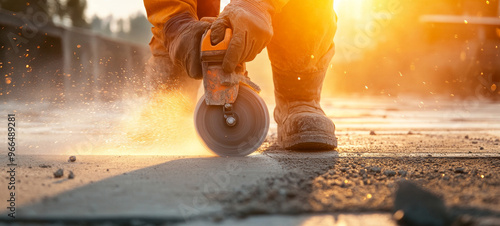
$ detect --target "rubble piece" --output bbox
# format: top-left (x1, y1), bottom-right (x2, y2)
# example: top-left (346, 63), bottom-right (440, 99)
top-left (384, 170), bottom-right (396, 177)
top-left (53, 169), bottom-right (64, 178)
top-left (68, 171), bottom-right (75, 179)
top-left (394, 180), bottom-right (452, 226)
top-left (454, 168), bottom-right (465, 174)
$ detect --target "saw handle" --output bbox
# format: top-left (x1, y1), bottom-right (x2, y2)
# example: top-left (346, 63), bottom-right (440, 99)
top-left (201, 28), bottom-right (232, 52)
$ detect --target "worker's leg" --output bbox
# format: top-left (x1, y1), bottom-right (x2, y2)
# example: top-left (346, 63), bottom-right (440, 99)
top-left (144, 0), bottom-right (220, 102)
top-left (267, 0), bottom-right (338, 149)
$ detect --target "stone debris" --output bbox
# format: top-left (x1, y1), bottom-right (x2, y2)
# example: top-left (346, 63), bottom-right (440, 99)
top-left (454, 168), bottom-right (465, 174)
top-left (53, 169), bottom-right (64, 178)
top-left (384, 170), bottom-right (396, 177)
top-left (394, 181), bottom-right (452, 226)
top-left (68, 171), bottom-right (75, 179)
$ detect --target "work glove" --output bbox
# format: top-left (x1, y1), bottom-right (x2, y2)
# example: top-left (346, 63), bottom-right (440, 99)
top-left (210, 0), bottom-right (275, 73)
top-left (163, 13), bottom-right (214, 79)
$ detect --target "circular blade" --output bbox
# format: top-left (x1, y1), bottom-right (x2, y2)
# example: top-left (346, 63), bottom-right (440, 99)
top-left (194, 86), bottom-right (269, 157)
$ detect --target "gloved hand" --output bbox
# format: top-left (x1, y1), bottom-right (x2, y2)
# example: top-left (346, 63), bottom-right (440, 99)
top-left (163, 13), bottom-right (214, 79)
top-left (210, 0), bottom-right (276, 73)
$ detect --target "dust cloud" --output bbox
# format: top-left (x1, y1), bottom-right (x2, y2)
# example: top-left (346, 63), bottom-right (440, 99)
top-left (63, 90), bottom-right (215, 156)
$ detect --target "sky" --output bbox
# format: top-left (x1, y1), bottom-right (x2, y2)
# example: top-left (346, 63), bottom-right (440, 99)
top-left (84, 0), bottom-right (351, 33)
top-left (85, 0), bottom-right (344, 20)
top-left (86, 0), bottom-right (147, 20)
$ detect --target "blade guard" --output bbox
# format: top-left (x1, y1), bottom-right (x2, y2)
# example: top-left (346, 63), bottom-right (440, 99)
top-left (201, 29), bottom-right (260, 105)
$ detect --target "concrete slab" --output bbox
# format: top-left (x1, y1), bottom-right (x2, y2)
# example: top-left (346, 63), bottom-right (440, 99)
top-left (0, 96), bottom-right (499, 225)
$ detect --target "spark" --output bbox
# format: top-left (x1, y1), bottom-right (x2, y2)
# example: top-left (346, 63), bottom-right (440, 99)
top-left (25, 65), bottom-right (29, 68)
top-left (464, 19), bottom-right (468, 24)
top-left (481, 175), bottom-right (484, 178)
top-left (297, 77), bottom-right (301, 81)
top-left (77, 44), bottom-right (81, 48)
top-left (310, 55), bottom-right (314, 59)
top-left (365, 86), bottom-right (368, 90)
top-left (367, 194), bottom-right (372, 199)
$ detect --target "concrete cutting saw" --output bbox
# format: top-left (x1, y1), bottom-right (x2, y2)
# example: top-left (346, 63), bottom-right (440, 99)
top-left (194, 28), bottom-right (270, 157)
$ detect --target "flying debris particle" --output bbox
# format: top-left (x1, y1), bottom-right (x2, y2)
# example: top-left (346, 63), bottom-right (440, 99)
top-left (25, 64), bottom-right (29, 68)
top-left (5, 77), bottom-right (11, 84)
top-left (365, 86), bottom-right (369, 90)
top-left (76, 44), bottom-right (81, 48)
top-left (464, 20), bottom-right (468, 24)
top-left (491, 84), bottom-right (497, 92)
top-left (68, 156), bottom-right (76, 162)
top-left (399, 71), bottom-right (403, 77)
top-left (370, 130), bottom-right (376, 135)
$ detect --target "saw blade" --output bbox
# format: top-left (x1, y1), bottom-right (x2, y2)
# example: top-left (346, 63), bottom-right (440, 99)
top-left (194, 86), bottom-right (269, 157)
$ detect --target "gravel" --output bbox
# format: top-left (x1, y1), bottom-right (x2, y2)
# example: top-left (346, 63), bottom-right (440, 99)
top-left (214, 158), bottom-right (500, 219)
top-left (53, 169), bottom-right (64, 178)
top-left (384, 170), bottom-right (396, 177)
top-left (455, 167), bottom-right (465, 174)
top-left (68, 171), bottom-right (75, 179)
top-left (69, 156), bottom-right (77, 162)
top-left (370, 166), bottom-right (382, 173)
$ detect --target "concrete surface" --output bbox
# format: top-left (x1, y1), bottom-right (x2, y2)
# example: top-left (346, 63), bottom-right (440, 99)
top-left (1, 96), bottom-right (499, 225)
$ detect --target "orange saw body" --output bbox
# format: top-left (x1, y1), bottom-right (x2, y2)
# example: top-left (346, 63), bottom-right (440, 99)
top-left (194, 28), bottom-right (270, 157)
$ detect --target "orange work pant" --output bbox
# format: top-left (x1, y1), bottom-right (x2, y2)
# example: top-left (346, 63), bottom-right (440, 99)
top-left (144, 0), bottom-right (337, 102)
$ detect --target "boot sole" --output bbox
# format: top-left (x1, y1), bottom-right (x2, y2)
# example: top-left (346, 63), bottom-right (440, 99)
top-left (281, 132), bottom-right (338, 151)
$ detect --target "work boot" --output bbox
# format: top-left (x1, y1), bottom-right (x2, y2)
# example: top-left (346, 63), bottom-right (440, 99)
top-left (273, 67), bottom-right (337, 150)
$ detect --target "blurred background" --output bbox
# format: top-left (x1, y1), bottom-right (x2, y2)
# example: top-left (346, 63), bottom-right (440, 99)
top-left (1, 0), bottom-right (499, 103)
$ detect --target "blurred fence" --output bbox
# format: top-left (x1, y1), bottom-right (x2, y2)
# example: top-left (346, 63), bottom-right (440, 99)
top-left (0, 9), bottom-right (151, 104)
